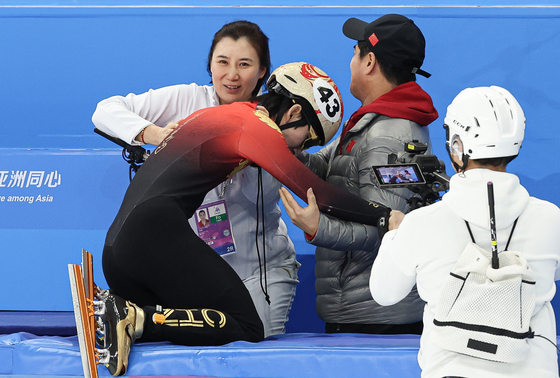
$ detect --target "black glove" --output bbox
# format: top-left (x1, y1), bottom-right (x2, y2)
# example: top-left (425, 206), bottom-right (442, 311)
top-left (377, 210), bottom-right (390, 239)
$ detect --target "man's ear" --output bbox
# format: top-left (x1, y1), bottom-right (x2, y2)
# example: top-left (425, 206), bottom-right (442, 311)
top-left (286, 103), bottom-right (303, 120)
top-left (364, 52), bottom-right (376, 74)
top-left (449, 135), bottom-right (467, 172)
top-left (450, 135), bottom-right (464, 160)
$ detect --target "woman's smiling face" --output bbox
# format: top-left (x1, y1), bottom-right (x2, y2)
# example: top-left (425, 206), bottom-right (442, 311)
top-left (210, 36), bottom-right (266, 105)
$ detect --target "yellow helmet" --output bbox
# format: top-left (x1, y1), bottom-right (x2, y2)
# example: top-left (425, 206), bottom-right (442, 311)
top-left (267, 62), bottom-right (344, 147)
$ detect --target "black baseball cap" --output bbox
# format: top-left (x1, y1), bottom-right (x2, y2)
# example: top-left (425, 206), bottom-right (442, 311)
top-left (343, 14), bottom-right (431, 78)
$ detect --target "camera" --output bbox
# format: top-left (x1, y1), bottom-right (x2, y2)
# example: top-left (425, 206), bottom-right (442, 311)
top-left (94, 128), bottom-right (150, 181)
top-left (372, 141), bottom-right (450, 210)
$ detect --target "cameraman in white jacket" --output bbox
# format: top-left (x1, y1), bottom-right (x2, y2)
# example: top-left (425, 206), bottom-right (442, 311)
top-left (370, 86), bottom-right (560, 377)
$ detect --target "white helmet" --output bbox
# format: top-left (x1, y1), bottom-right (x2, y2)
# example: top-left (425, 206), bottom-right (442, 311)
top-left (267, 62), bottom-right (343, 147)
top-left (444, 86), bottom-right (525, 167)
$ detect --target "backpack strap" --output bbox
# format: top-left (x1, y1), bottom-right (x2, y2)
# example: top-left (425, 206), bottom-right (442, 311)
top-left (464, 217), bottom-right (519, 250)
top-left (504, 217), bottom-right (519, 251)
top-left (465, 220), bottom-right (476, 243)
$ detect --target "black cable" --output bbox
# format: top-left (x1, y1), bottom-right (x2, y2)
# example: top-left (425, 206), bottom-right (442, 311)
top-left (534, 334), bottom-right (560, 354)
top-left (255, 167), bottom-right (271, 304)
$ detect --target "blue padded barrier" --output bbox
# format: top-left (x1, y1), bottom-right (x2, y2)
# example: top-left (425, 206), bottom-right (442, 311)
top-left (0, 311), bottom-right (76, 336)
top-left (0, 332), bottom-right (421, 377)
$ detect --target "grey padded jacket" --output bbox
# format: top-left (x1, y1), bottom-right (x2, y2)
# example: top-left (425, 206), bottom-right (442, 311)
top-left (300, 112), bottom-right (432, 324)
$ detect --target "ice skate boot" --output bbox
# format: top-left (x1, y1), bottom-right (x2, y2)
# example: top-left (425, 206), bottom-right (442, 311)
top-left (97, 293), bottom-right (144, 376)
top-left (68, 249), bottom-right (144, 378)
top-left (68, 256), bottom-right (100, 378)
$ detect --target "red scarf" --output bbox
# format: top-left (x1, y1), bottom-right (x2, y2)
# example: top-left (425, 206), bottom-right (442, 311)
top-left (340, 82), bottom-right (439, 145)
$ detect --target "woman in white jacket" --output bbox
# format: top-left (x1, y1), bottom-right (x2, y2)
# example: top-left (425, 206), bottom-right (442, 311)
top-left (370, 86), bottom-right (560, 378)
top-left (92, 20), bottom-right (299, 338)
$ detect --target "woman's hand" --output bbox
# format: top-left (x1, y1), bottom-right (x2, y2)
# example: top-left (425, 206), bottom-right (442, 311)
top-left (136, 122), bottom-right (179, 145)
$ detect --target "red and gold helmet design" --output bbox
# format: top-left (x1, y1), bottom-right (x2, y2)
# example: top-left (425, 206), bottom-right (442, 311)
top-left (267, 62), bottom-right (343, 146)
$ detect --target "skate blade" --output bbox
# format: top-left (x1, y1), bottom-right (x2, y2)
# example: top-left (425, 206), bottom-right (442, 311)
top-left (68, 263), bottom-right (99, 378)
top-left (82, 249), bottom-right (95, 301)
top-left (81, 249), bottom-right (98, 339)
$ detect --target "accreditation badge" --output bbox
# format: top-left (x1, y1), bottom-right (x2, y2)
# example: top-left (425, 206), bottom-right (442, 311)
top-left (195, 199), bottom-right (236, 256)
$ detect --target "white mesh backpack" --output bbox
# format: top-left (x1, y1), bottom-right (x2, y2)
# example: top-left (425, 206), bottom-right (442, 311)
top-left (431, 183), bottom-right (536, 363)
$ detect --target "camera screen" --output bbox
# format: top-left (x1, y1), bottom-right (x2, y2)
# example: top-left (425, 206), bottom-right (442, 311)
top-left (372, 164), bottom-right (426, 187)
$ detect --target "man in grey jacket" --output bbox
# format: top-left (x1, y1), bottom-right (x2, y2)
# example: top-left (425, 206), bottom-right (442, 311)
top-left (280, 14), bottom-right (438, 333)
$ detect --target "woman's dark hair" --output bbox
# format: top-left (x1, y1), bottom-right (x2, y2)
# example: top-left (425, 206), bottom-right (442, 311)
top-left (207, 20), bottom-right (271, 97)
top-left (357, 40), bottom-right (416, 86)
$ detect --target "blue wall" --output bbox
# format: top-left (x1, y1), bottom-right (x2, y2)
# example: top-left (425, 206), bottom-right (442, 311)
top-left (1, 2), bottom-right (560, 333)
